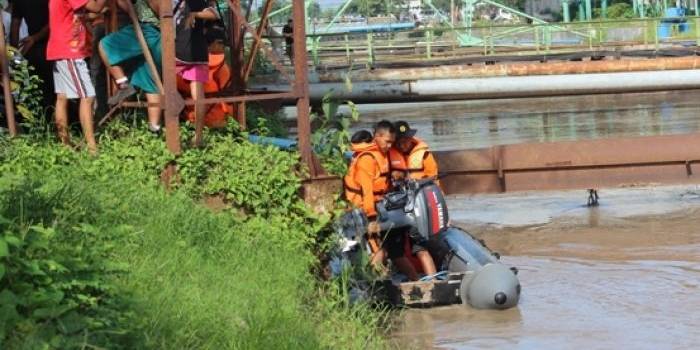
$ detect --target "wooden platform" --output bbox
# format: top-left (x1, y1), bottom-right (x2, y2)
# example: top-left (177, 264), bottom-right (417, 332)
top-left (382, 272), bottom-right (469, 307)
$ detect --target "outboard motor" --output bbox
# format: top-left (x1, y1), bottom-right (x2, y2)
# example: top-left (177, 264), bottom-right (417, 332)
top-left (338, 179), bottom-right (521, 310)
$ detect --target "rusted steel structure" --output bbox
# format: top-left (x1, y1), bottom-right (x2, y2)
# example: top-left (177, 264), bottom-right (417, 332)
top-left (104, 0), bottom-right (320, 176)
top-left (435, 132), bottom-right (700, 194)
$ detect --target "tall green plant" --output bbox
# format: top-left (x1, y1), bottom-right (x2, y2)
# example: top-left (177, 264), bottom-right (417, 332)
top-left (311, 92), bottom-right (360, 176)
top-left (0, 48), bottom-right (45, 132)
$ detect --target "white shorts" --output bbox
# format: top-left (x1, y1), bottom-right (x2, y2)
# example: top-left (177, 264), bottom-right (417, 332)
top-left (53, 59), bottom-right (96, 99)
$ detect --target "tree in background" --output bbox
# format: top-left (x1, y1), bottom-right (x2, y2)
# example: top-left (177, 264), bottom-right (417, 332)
top-left (348, 0), bottom-right (384, 17)
top-left (261, 0), bottom-right (291, 24)
top-left (308, 0), bottom-right (322, 19)
top-left (427, 0), bottom-right (526, 18)
top-left (347, 0), bottom-right (405, 18)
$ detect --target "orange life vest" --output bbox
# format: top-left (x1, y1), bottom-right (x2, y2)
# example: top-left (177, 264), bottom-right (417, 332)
top-left (389, 138), bottom-right (431, 179)
top-left (176, 53), bottom-right (233, 128)
top-left (343, 142), bottom-right (391, 208)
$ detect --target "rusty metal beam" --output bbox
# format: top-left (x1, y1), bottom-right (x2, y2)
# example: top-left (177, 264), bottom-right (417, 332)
top-left (435, 132), bottom-right (700, 194)
top-left (159, 0), bottom-right (182, 155)
top-left (242, 0), bottom-right (274, 83)
top-left (228, 0), bottom-right (292, 83)
top-left (229, 0), bottom-right (247, 129)
top-left (0, 19), bottom-right (17, 136)
top-left (292, 0), bottom-right (320, 178)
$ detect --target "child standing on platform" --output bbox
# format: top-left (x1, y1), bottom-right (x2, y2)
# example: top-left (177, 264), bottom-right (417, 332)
top-left (173, 0), bottom-right (219, 146)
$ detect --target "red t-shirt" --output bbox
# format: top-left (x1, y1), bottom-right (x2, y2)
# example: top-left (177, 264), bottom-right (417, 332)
top-left (46, 0), bottom-right (91, 60)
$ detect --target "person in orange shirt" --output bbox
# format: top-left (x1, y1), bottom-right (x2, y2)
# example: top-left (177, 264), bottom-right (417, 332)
top-left (344, 121), bottom-right (419, 280)
top-left (388, 120), bottom-right (439, 277)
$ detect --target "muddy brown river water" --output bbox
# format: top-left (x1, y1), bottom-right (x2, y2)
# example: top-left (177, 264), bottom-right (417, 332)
top-left (315, 90), bottom-right (700, 348)
top-left (390, 187), bottom-right (700, 349)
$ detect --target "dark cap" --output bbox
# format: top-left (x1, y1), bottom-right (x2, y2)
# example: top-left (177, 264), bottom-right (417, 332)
top-left (394, 121), bottom-right (416, 139)
top-left (351, 130), bottom-right (373, 144)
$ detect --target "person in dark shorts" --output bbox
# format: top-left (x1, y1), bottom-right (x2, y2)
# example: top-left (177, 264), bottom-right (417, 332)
top-left (282, 18), bottom-right (293, 61)
top-left (173, 0), bottom-right (219, 145)
top-left (10, 0), bottom-right (54, 114)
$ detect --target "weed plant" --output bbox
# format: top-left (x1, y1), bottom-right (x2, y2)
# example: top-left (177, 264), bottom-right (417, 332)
top-left (0, 118), bottom-right (387, 349)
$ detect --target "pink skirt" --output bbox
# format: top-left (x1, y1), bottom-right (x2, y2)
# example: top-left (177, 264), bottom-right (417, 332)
top-left (175, 61), bottom-right (209, 83)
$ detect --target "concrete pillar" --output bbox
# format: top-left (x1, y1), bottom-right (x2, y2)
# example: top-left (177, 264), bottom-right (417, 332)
top-left (562, 0), bottom-right (570, 22)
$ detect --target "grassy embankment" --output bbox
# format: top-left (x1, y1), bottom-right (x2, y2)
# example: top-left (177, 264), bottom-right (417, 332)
top-left (0, 120), bottom-right (388, 349)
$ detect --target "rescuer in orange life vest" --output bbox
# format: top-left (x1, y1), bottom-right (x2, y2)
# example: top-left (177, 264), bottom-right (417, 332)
top-left (388, 120), bottom-right (439, 277)
top-left (344, 121), bottom-right (420, 280)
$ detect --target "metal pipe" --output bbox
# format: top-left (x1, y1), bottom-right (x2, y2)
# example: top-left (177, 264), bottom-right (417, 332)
top-left (316, 56), bottom-right (700, 82)
top-left (254, 69), bottom-right (700, 102)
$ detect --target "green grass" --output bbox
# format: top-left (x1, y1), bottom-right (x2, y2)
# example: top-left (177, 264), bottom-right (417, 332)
top-left (0, 121), bottom-right (388, 349)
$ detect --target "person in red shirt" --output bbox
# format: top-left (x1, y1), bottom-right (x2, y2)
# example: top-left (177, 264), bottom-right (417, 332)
top-left (47, 0), bottom-right (106, 153)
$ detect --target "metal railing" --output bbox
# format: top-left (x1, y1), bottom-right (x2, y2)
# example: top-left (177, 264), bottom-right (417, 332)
top-left (292, 17), bottom-right (700, 69)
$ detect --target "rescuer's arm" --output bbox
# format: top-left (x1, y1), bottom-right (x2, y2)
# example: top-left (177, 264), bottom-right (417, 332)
top-left (423, 151), bottom-right (439, 179)
top-left (356, 154), bottom-right (378, 218)
top-left (423, 151), bottom-right (442, 188)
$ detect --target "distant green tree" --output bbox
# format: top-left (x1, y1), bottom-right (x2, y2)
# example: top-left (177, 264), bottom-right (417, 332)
top-left (384, 0), bottom-right (407, 17)
top-left (322, 6), bottom-right (338, 20)
top-left (308, 0), bottom-right (322, 19)
top-left (348, 0), bottom-right (387, 17)
top-left (426, 0), bottom-right (527, 17)
top-left (603, 2), bottom-right (635, 18)
top-left (261, 0), bottom-right (291, 24)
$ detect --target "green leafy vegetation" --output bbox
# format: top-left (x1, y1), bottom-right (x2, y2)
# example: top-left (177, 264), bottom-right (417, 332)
top-left (0, 48), bottom-right (46, 128)
top-left (312, 93), bottom-right (360, 176)
top-left (0, 116), bottom-right (387, 349)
